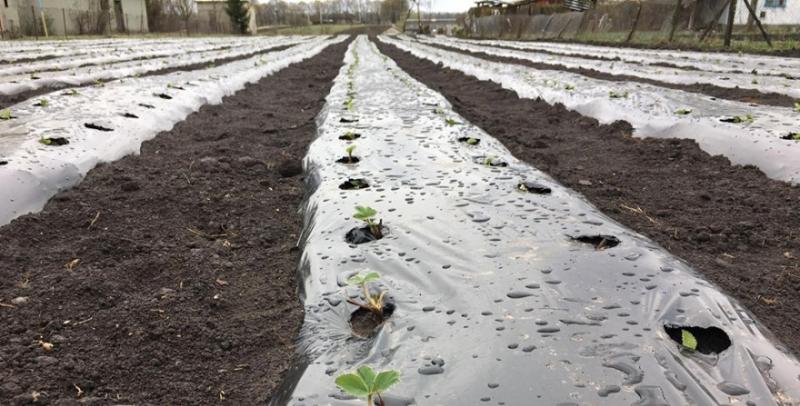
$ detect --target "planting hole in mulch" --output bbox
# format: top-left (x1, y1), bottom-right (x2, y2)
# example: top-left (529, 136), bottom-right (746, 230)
top-left (138, 103), bottom-right (155, 109)
top-left (349, 301), bottom-right (395, 338)
top-left (457, 136), bottom-right (480, 145)
top-left (664, 325), bottom-right (731, 354)
top-left (122, 112), bottom-right (139, 119)
top-left (780, 133), bottom-right (800, 141)
top-left (0, 160), bottom-right (8, 165)
top-left (154, 93), bottom-right (172, 100)
top-left (85, 122), bottom-right (113, 132)
top-left (478, 156), bottom-right (507, 167)
top-left (346, 224), bottom-right (386, 244)
top-left (336, 156), bottom-right (360, 164)
top-left (339, 132), bottom-right (361, 140)
top-left (339, 178), bottom-right (370, 190)
top-left (340, 117), bottom-right (358, 123)
top-left (570, 234), bottom-right (620, 250)
top-left (518, 181), bottom-right (551, 194)
top-left (39, 137), bottom-right (69, 146)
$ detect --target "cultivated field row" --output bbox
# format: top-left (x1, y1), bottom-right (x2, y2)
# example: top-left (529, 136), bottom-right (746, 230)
top-left (382, 35), bottom-right (800, 185)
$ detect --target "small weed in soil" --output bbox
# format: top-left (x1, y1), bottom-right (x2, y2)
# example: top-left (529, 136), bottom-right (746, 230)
top-left (570, 234), bottom-right (620, 250)
top-left (85, 123), bottom-right (113, 132)
top-left (518, 181), bottom-right (551, 194)
top-left (457, 136), bottom-right (480, 145)
top-left (339, 131), bottom-right (361, 141)
top-left (664, 325), bottom-right (731, 355)
top-left (720, 114), bottom-right (754, 124)
top-left (340, 178), bottom-right (370, 190)
top-left (335, 366), bottom-right (401, 406)
top-left (337, 144), bottom-right (360, 164)
top-left (39, 136), bottom-right (69, 146)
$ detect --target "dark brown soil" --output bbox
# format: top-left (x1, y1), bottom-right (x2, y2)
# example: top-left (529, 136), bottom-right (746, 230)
top-left (0, 39), bottom-right (349, 405)
top-left (376, 39), bottom-right (800, 356)
top-left (0, 43), bottom-right (294, 111)
top-left (422, 40), bottom-right (798, 108)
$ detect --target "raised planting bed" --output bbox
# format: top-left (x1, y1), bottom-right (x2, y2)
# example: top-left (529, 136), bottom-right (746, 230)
top-left (267, 36), bottom-right (800, 405)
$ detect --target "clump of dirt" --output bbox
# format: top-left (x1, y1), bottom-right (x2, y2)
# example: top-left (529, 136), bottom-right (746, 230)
top-left (377, 39), bottom-right (800, 356)
top-left (0, 39), bottom-right (349, 405)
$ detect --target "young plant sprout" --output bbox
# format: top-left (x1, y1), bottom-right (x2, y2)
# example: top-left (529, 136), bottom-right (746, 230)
top-left (35, 99), bottom-right (49, 107)
top-left (608, 90), bottom-right (629, 99)
top-left (674, 108), bottom-right (692, 115)
top-left (346, 145), bottom-right (357, 163)
top-left (347, 271), bottom-right (386, 318)
top-left (63, 89), bottom-right (79, 96)
top-left (466, 137), bottom-right (479, 145)
top-left (782, 132), bottom-right (800, 141)
top-left (681, 329), bottom-right (698, 351)
top-left (335, 366), bottom-right (400, 406)
top-left (0, 109), bottom-right (11, 120)
top-left (721, 114), bottom-right (754, 124)
top-left (340, 131), bottom-right (359, 141)
top-left (483, 156), bottom-right (495, 166)
top-left (794, 102), bottom-right (800, 112)
top-left (445, 118), bottom-right (457, 126)
top-left (564, 84), bottom-right (576, 91)
top-left (354, 206), bottom-right (382, 238)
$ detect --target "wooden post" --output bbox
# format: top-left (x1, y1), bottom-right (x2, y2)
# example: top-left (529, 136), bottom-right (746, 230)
top-left (626, 1), bottom-right (642, 43)
top-left (741, 0), bottom-right (771, 46)
top-left (417, 0), bottom-right (422, 33)
top-left (700, 0), bottom-right (730, 42)
top-left (40, 11), bottom-right (49, 37)
top-left (723, 0), bottom-right (736, 47)
top-left (61, 8), bottom-right (68, 38)
top-left (31, 6), bottom-right (38, 40)
top-left (668, 0), bottom-right (682, 42)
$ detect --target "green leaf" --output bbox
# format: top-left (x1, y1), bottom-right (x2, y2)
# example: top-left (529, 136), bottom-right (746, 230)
top-left (373, 370), bottom-right (401, 392)
top-left (675, 108), bottom-right (692, 115)
top-left (361, 271), bottom-right (380, 284)
top-left (356, 366), bottom-right (376, 391)
top-left (37, 99), bottom-right (49, 107)
top-left (353, 206), bottom-right (377, 221)
top-left (466, 138), bottom-right (478, 145)
top-left (0, 109), bottom-right (11, 120)
top-left (681, 329), bottom-right (698, 351)
top-left (335, 373), bottom-right (370, 398)
top-left (347, 274), bottom-right (365, 286)
top-left (564, 84), bottom-right (575, 91)
top-left (445, 118), bottom-right (457, 126)
top-left (794, 101), bottom-right (800, 112)
top-left (345, 145), bottom-right (356, 156)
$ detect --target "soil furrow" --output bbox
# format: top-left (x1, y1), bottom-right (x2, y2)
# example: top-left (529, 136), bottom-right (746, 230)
top-left (375, 38), bottom-right (800, 356)
top-left (0, 43), bottom-right (295, 110)
top-left (419, 40), bottom-right (797, 108)
top-left (0, 38), bottom-right (348, 405)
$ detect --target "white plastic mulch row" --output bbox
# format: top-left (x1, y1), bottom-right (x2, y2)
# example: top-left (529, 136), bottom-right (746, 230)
top-left (0, 36), bottom-right (313, 97)
top-left (459, 37), bottom-right (800, 79)
top-left (381, 35), bottom-right (800, 185)
top-left (0, 35), bottom-right (345, 225)
top-left (0, 38), bottom-right (252, 77)
top-left (273, 36), bottom-right (800, 406)
top-left (0, 37), bottom-right (192, 62)
top-left (422, 36), bottom-right (800, 99)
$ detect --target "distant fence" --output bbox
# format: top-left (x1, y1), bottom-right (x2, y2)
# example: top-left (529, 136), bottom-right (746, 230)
top-left (463, 0), bottom-right (748, 40)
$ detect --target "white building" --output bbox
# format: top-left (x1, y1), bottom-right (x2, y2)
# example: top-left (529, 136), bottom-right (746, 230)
top-left (729, 0), bottom-right (800, 25)
top-left (0, 0), bottom-right (148, 37)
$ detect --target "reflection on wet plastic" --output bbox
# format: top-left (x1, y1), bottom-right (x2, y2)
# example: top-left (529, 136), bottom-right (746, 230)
top-left (270, 37), bottom-right (800, 405)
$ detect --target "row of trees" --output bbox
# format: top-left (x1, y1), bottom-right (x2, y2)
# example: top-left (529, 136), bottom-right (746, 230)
top-left (146, 0), bottom-right (250, 34)
top-left (255, 0), bottom-right (409, 27)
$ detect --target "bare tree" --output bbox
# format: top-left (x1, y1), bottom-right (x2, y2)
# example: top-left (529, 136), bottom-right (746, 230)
top-left (170, 0), bottom-right (195, 33)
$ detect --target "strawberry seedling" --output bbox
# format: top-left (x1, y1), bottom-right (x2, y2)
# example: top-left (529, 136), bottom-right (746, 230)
top-left (674, 108), bottom-right (692, 115)
top-left (346, 271), bottom-right (387, 320)
top-left (0, 109), bottom-right (12, 120)
top-left (720, 114), bottom-right (754, 124)
top-left (354, 206), bottom-right (382, 238)
top-left (335, 366), bottom-right (400, 406)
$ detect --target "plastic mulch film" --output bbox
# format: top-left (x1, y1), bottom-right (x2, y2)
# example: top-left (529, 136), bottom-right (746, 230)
top-left (380, 35), bottom-right (800, 186)
top-left (0, 36), bottom-right (345, 225)
top-left (0, 36), bottom-right (314, 97)
top-left (426, 36), bottom-right (800, 98)
top-left (269, 36), bottom-right (800, 406)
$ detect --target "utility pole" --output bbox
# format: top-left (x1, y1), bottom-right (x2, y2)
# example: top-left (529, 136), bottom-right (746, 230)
top-left (724, 0), bottom-right (736, 47)
top-left (417, 0), bottom-right (421, 33)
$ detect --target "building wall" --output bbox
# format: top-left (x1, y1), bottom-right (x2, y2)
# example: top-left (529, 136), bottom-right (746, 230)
top-left (1, 0), bottom-right (148, 37)
top-left (729, 0), bottom-right (799, 25)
